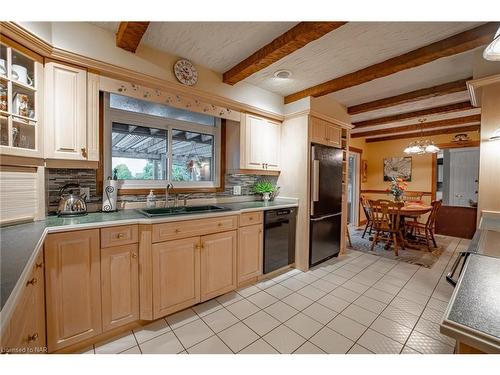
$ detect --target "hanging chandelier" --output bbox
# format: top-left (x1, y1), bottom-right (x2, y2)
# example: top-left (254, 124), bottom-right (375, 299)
top-left (404, 118), bottom-right (440, 155)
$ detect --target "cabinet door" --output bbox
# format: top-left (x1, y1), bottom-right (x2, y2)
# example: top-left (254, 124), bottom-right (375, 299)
top-left (200, 231), bottom-right (237, 301)
top-left (262, 119), bottom-right (281, 170)
top-left (244, 114), bottom-right (265, 169)
top-left (101, 244), bottom-right (139, 332)
top-left (1, 252), bottom-right (46, 353)
top-left (238, 224), bottom-right (263, 284)
top-left (44, 62), bottom-right (87, 160)
top-left (152, 237), bottom-right (200, 318)
top-left (45, 229), bottom-right (101, 352)
top-left (310, 118), bottom-right (327, 144)
top-left (325, 124), bottom-right (341, 148)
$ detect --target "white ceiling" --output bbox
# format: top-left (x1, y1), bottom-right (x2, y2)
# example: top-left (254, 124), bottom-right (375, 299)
top-left (91, 21), bottom-right (488, 139)
top-left (91, 22), bottom-right (298, 73)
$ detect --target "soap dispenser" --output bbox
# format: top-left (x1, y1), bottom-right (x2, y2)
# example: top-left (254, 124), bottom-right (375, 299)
top-left (146, 190), bottom-right (156, 208)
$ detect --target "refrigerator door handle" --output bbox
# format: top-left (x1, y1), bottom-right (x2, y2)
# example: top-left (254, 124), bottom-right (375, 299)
top-left (310, 212), bottom-right (342, 221)
top-left (311, 159), bottom-right (320, 217)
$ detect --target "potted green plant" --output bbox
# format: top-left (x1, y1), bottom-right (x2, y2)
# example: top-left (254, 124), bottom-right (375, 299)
top-left (253, 181), bottom-right (276, 202)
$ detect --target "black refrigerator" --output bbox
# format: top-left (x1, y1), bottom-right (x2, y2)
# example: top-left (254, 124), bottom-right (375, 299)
top-left (309, 144), bottom-right (343, 267)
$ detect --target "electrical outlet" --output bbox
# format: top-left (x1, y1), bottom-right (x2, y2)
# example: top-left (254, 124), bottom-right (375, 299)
top-left (80, 187), bottom-right (90, 202)
top-left (233, 186), bottom-right (241, 195)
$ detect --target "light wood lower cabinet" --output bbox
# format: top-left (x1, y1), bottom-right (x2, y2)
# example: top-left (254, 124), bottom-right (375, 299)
top-left (1, 252), bottom-right (45, 353)
top-left (200, 231), bottom-right (238, 302)
top-left (101, 244), bottom-right (139, 332)
top-left (152, 237), bottom-right (201, 319)
top-left (238, 224), bottom-right (263, 284)
top-left (44, 229), bottom-right (102, 352)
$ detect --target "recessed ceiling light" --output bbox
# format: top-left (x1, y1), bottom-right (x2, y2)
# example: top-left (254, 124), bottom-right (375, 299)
top-left (274, 70), bottom-right (292, 79)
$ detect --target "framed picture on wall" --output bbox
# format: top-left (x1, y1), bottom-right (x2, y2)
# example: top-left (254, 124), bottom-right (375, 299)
top-left (383, 157), bottom-right (412, 181)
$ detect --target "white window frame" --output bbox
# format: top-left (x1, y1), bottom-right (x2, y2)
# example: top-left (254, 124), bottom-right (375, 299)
top-left (103, 93), bottom-right (221, 190)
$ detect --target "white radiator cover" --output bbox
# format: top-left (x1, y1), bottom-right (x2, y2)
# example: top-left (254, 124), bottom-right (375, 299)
top-left (0, 168), bottom-right (43, 224)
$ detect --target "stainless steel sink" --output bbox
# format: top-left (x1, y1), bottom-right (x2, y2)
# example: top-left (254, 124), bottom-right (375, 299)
top-left (137, 205), bottom-right (230, 217)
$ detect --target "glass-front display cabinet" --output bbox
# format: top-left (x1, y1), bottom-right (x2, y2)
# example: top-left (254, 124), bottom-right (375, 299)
top-left (0, 40), bottom-right (43, 157)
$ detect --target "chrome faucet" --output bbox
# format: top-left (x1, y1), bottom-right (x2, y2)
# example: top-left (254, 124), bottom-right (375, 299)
top-left (165, 183), bottom-right (174, 207)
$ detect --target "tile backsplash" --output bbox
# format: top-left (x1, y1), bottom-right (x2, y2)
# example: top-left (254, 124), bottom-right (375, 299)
top-left (46, 168), bottom-right (278, 213)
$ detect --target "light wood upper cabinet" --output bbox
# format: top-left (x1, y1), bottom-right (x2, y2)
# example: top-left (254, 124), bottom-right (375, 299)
top-left (152, 237), bottom-right (200, 319)
top-left (44, 62), bottom-right (87, 160)
top-left (243, 114), bottom-right (281, 171)
top-left (200, 231), bottom-right (237, 302)
top-left (101, 244), bottom-right (139, 332)
top-left (44, 229), bottom-right (102, 352)
top-left (226, 114), bottom-right (281, 172)
top-left (238, 224), bottom-right (263, 284)
top-left (310, 116), bottom-right (341, 148)
top-left (1, 252), bottom-right (45, 353)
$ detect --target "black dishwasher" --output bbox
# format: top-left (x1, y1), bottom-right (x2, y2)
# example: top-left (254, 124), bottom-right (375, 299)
top-left (263, 208), bottom-right (297, 274)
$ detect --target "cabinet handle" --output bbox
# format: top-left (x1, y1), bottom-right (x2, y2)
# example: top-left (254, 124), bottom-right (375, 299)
top-left (27, 333), bottom-right (38, 343)
top-left (116, 233), bottom-right (125, 239)
top-left (131, 253), bottom-right (137, 259)
top-left (26, 278), bottom-right (37, 286)
top-left (249, 217), bottom-right (253, 220)
top-left (195, 243), bottom-right (201, 250)
top-left (81, 147), bottom-right (87, 158)
top-left (35, 262), bottom-right (43, 269)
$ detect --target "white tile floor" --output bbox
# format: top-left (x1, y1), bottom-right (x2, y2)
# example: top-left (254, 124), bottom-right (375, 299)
top-left (84, 235), bottom-right (466, 354)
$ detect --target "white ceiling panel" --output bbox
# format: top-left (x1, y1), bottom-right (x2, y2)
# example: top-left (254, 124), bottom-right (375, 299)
top-left (245, 22), bottom-right (482, 96)
top-left (328, 51), bottom-right (475, 107)
top-left (91, 22), bottom-right (298, 73)
top-left (351, 108), bottom-right (481, 134)
top-left (364, 122), bottom-right (481, 140)
top-left (142, 22), bottom-right (297, 73)
top-left (350, 91), bottom-right (472, 123)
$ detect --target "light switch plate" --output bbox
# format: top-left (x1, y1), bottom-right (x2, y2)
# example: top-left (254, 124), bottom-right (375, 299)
top-left (80, 187), bottom-right (90, 202)
top-left (233, 186), bottom-right (241, 195)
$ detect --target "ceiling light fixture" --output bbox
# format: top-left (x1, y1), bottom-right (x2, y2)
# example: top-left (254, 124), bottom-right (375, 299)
top-left (483, 27), bottom-right (500, 61)
top-left (273, 70), bottom-right (292, 79)
top-left (404, 118), bottom-right (440, 155)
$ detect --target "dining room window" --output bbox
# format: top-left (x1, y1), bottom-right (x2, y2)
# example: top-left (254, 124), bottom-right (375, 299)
top-left (104, 93), bottom-right (221, 190)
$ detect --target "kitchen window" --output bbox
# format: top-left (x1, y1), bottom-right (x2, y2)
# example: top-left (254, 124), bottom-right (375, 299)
top-left (104, 93), bottom-right (221, 190)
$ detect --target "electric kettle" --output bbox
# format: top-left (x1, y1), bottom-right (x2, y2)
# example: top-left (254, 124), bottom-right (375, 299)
top-left (57, 183), bottom-right (88, 217)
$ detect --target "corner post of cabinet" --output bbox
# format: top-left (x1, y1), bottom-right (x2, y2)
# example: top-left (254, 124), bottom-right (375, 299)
top-left (138, 224), bottom-right (153, 320)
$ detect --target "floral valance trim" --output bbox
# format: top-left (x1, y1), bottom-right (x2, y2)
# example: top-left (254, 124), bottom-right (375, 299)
top-left (99, 76), bottom-right (241, 122)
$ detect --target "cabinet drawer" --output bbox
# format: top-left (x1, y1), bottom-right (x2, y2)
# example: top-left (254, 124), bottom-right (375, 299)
top-left (152, 216), bottom-right (238, 243)
top-left (239, 211), bottom-right (263, 227)
top-left (101, 225), bottom-right (138, 248)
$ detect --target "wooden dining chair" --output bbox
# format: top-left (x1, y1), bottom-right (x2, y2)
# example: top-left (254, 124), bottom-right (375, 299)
top-left (360, 195), bottom-right (373, 238)
top-left (368, 199), bottom-right (405, 256)
top-left (402, 191), bottom-right (424, 202)
top-left (405, 200), bottom-right (442, 251)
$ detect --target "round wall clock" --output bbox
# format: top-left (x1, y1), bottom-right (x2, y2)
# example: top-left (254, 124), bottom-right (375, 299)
top-left (173, 59), bottom-right (198, 86)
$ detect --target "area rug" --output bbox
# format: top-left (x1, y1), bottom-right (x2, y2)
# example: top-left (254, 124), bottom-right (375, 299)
top-left (347, 226), bottom-right (450, 268)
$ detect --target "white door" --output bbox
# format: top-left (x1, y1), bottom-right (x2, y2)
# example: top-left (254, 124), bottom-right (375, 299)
top-left (449, 148), bottom-right (479, 207)
top-left (45, 62), bottom-right (87, 160)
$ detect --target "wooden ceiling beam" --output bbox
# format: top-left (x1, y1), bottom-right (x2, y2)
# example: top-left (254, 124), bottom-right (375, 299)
top-left (222, 22), bottom-right (347, 85)
top-left (365, 125), bottom-right (480, 143)
top-left (353, 101), bottom-right (474, 128)
top-left (284, 22), bottom-right (499, 104)
top-left (348, 79), bottom-right (470, 115)
top-left (351, 114), bottom-right (481, 138)
top-left (116, 22), bottom-right (150, 53)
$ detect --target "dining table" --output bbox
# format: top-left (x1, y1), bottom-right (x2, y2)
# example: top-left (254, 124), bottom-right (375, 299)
top-left (368, 201), bottom-right (433, 250)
